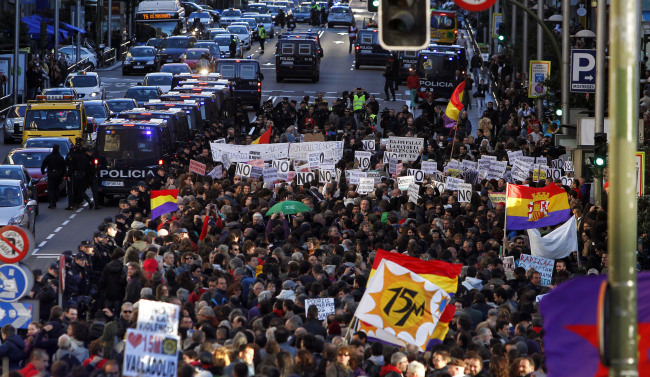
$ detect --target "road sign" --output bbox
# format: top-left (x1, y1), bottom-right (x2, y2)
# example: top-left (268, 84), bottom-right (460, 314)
top-left (571, 49), bottom-right (596, 93)
top-left (492, 13), bottom-right (503, 39)
top-left (0, 302), bottom-right (33, 329)
top-left (0, 263), bottom-right (34, 302)
top-left (454, 0), bottom-right (497, 12)
top-left (528, 61), bottom-right (551, 98)
top-left (0, 226), bottom-right (34, 264)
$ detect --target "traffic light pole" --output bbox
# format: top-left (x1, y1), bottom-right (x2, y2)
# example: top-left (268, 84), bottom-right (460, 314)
top-left (593, 0), bottom-right (607, 206)
top-left (13, 0), bottom-right (19, 104)
top-left (606, 0), bottom-right (639, 373)
top-left (536, 0), bottom-right (543, 120)
top-left (561, 0), bottom-right (569, 126)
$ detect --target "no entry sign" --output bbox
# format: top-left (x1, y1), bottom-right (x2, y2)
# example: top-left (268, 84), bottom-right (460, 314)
top-left (0, 226), bottom-right (34, 264)
top-left (454, 0), bottom-right (497, 12)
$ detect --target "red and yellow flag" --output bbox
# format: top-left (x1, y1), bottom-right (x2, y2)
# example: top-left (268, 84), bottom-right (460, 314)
top-left (251, 125), bottom-right (272, 144)
top-left (505, 183), bottom-right (570, 230)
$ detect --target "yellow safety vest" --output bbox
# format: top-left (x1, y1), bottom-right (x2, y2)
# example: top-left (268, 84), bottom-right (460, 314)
top-left (353, 94), bottom-right (366, 111)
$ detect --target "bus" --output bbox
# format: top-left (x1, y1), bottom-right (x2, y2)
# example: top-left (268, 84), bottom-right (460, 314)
top-left (430, 10), bottom-right (458, 45)
top-left (135, 0), bottom-right (186, 44)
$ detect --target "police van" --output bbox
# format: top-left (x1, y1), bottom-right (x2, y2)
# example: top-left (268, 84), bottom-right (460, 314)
top-left (215, 58), bottom-right (264, 109)
top-left (416, 50), bottom-right (461, 102)
top-left (143, 100), bottom-right (203, 134)
top-left (159, 91), bottom-right (220, 129)
top-left (397, 50), bottom-right (419, 82)
top-left (279, 32), bottom-right (324, 57)
top-left (274, 36), bottom-right (321, 83)
top-left (354, 29), bottom-right (390, 69)
top-left (115, 108), bottom-right (191, 144)
top-left (427, 44), bottom-right (468, 73)
top-left (95, 119), bottom-right (175, 196)
top-left (171, 72), bottom-right (224, 90)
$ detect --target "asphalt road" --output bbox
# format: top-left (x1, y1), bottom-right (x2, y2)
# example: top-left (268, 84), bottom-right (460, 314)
top-left (1, 0), bottom-right (489, 273)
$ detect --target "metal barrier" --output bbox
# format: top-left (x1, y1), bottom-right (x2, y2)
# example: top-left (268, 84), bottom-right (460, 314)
top-left (0, 94), bottom-right (13, 108)
top-left (68, 57), bottom-right (93, 72)
top-left (100, 47), bottom-right (116, 68)
top-left (119, 40), bottom-right (131, 62)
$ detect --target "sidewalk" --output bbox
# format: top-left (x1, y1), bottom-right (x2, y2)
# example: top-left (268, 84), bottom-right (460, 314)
top-left (96, 61), bottom-right (122, 72)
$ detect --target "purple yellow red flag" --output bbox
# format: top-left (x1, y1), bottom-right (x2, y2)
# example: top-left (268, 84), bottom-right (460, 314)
top-left (442, 81), bottom-right (466, 128)
top-left (251, 125), bottom-right (272, 144)
top-left (150, 189), bottom-right (179, 220)
top-left (540, 272), bottom-right (650, 377)
top-left (355, 250), bottom-right (461, 350)
top-left (505, 183), bottom-right (570, 230)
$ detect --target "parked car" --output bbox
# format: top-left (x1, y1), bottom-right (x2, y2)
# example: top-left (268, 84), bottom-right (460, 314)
top-left (0, 179), bottom-right (37, 233)
top-left (0, 165), bottom-right (38, 202)
top-left (0, 104), bottom-right (26, 144)
top-left (59, 45), bottom-right (98, 69)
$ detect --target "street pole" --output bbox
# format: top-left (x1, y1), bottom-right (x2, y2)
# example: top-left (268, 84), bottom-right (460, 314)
top-left (54, 0), bottom-right (59, 59)
top-left (76, 0), bottom-right (81, 65)
top-left (607, 0), bottom-right (639, 372)
top-left (593, 0), bottom-right (606, 206)
top-left (522, 1), bottom-right (528, 78)
top-left (489, 5), bottom-right (494, 54)
top-left (108, 0), bottom-right (112, 50)
top-left (561, 0), bottom-right (570, 125)
top-left (13, 0), bottom-right (19, 104)
top-left (511, 4), bottom-right (516, 79)
top-left (536, 0), bottom-right (543, 120)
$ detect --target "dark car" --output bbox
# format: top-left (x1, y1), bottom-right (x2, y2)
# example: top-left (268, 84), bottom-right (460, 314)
top-left (1, 104), bottom-right (27, 144)
top-left (125, 86), bottom-right (164, 106)
top-left (214, 35), bottom-right (243, 58)
top-left (146, 38), bottom-right (164, 49)
top-left (23, 137), bottom-right (74, 158)
top-left (156, 36), bottom-right (194, 64)
top-left (123, 46), bottom-right (160, 75)
top-left (106, 98), bottom-right (139, 113)
top-left (160, 63), bottom-right (193, 75)
top-left (3, 147), bottom-right (64, 200)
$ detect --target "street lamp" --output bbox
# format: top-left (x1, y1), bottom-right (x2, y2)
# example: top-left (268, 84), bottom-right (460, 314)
top-left (572, 29), bottom-right (597, 38)
top-left (545, 14), bottom-right (563, 22)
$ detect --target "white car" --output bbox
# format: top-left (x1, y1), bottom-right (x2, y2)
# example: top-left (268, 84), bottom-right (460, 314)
top-left (220, 9), bottom-right (243, 27)
top-left (144, 72), bottom-right (174, 93)
top-left (327, 5), bottom-right (355, 27)
top-left (59, 46), bottom-right (99, 70)
top-left (0, 179), bottom-right (37, 234)
top-left (227, 24), bottom-right (252, 50)
top-left (250, 14), bottom-right (275, 37)
top-left (64, 71), bottom-right (106, 99)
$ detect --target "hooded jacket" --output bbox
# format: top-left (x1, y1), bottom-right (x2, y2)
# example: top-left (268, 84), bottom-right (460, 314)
top-left (0, 334), bottom-right (26, 369)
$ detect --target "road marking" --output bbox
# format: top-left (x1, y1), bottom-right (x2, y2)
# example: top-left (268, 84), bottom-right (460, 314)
top-left (33, 248), bottom-right (39, 253)
top-left (76, 208), bottom-right (84, 213)
top-left (62, 220), bottom-right (69, 225)
top-left (39, 241), bottom-right (47, 247)
top-left (46, 234), bottom-right (55, 240)
top-left (69, 214), bottom-right (76, 219)
top-left (54, 227), bottom-right (62, 232)
top-left (36, 255), bottom-right (58, 259)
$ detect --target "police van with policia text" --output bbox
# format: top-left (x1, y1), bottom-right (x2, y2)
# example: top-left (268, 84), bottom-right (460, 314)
top-left (143, 100), bottom-right (203, 135)
top-left (115, 108), bottom-right (191, 144)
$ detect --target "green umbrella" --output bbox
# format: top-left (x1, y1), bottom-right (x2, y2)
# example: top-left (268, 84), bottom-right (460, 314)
top-left (265, 201), bottom-right (311, 216)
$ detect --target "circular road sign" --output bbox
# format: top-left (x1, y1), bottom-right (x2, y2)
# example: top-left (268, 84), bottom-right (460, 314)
top-left (535, 84), bottom-right (545, 93)
top-left (0, 226), bottom-right (34, 264)
top-left (454, 0), bottom-right (497, 12)
top-left (0, 263), bottom-right (34, 302)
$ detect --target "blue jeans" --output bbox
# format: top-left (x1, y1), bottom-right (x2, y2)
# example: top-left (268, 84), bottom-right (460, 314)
top-left (410, 89), bottom-right (417, 108)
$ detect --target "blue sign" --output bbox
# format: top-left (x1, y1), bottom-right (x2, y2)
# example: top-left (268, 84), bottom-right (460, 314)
top-left (571, 49), bottom-right (596, 93)
top-left (0, 302), bottom-right (33, 329)
top-left (0, 264), bottom-right (33, 302)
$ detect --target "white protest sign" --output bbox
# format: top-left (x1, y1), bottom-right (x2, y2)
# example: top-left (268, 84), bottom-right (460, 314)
top-left (502, 256), bottom-right (515, 280)
top-left (123, 329), bottom-right (180, 377)
top-left (383, 151), bottom-right (399, 164)
top-left (408, 183), bottom-right (420, 204)
top-left (366, 170), bottom-right (382, 185)
top-left (477, 158), bottom-right (492, 172)
top-left (207, 167), bottom-right (222, 179)
top-left (263, 167), bottom-right (278, 185)
top-left (535, 156), bottom-right (548, 165)
top-left (481, 155), bottom-right (497, 161)
top-left (247, 159), bottom-right (265, 168)
top-left (457, 183), bottom-right (473, 203)
top-left (552, 158), bottom-right (564, 169)
top-left (397, 176), bottom-right (415, 191)
top-left (136, 300), bottom-right (180, 335)
top-left (357, 178), bottom-right (375, 195)
top-left (432, 180), bottom-right (446, 193)
top-left (221, 153), bottom-right (232, 169)
top-left (486, 161), bottom-right (508, 180)
top-left (560, 176), bottom-right (573, 186)
top-left (421, 161), bottom-right (437, 175)
top-left (445, 177), bottom-right (464, 191)
top-left (389, 157), bottom-right (398, 176)
top-left (547, 167), bottom-right (562, 181)
top-left (211, 142), bottom-right (290, 162)
top-left (355, 151), bottom-right (372, 170)
top-left (518, 254), bottom-right (555, 286)
top-left (250, 166), bottom-right (263, 179)
top-left (407, 169), bottom-right (425, 183)
top-left (564, 160), bottom-right (574, 172)
top-left (289, 141), bottom-right (344, 161)
top-left (447, 159), bottom-right (461, 177)
top-left (349, 171), bottom-right (367, 185)
top-left (273, 159), bottom-right (291, 174)
top-left (362, 139), bottom-right (376, 151)
top-left (318, 169), bottom-right (335, 183)
top-left (308, 152), bottom-right (324, 169)
top-left (305, 298), bottom-right (335, 320)
top-left (519, 156), bottom-right (535, 170)
top-left (296, 172), bottom-right (317, 186)
top-left (214, 138), bottom-right (226, 144)
top-left (461, 160), bottom-right (478, 172)
top-left (386, 137), bottom-right (424, 161)
top-left (235, 163), bottom-right (253, 178)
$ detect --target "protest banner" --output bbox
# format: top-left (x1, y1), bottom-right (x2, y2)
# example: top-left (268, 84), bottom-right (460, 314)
top-left (564, 160), bottom-right (574, 172)
top-left (407, 169), bottom-right (425, 183)
top-left (457, 183), bottom-right (472, 203)
top-left (552, 158), bottom-right (564, 169)
top-left (357, 178), bottom-right (375, 195)
top-left (289, 141), bottom-right (344, 161)
top-left (136, 300), bottom-right (180, 335)
top-left (207, 167), bottom-right (222, 179)
top-left (408, 183), bottom-right (420, 204)
top-left (386, 137), bottom-right (424, 161)
top-left (477, 158), bottom-right (492, 172)
top-left (518, 254), bottom-right (555, 286)
top-left (486, 161), bottom-right (508, 180)
top-left (397, 176), bottom-right (415, 190)
top-left (305, 298), bottom-right (335, 320)
top-left (188, 160), bottom-right (206, 175)
top-left (308, 152), bottom-right (324, 169)
top-left (535, 156), bottom-right (548, 165)
top-left (250, 166), bottom-right (263, 179)
top-left (446, 159), bottom-right (461, 177)
top-left (507, 150), bottom-right (523, 164)
top-left (123, 329), bottom-right (180, 377)
top-left (560, 176), bottom-right (573, 186)
top-left (421, 161), bottom-right (437, 175)
top-left (355, 151), bottom-right (372, 170)
top-left (519, 156), bottom-right (535, 170)
top-left (263, 167), bottom-right (278, 185)
top-left (221, 153), bottom-right (232, 169)
top-left (235, 163), bottom-right (252, 178)
top-left (502, 256), bottom-right (515, 280)
top-left (511, 161), bottom-right (530, 182)
top-left (547, 167), bottom-right (562, 181)
top-left (211, 142), bottom-right (290, 162)
top-left (362, 139), bottom-right (376, 151)
top-left (296, 172), bottom-right (317, 186)
top-left (247, 159), bottom-right (265, 168)
top-left (366, 170), bottom-right (381, 184)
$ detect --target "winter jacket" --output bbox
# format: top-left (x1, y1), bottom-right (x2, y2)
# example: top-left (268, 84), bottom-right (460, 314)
top-left (0, 334), bottom-right (26, 369)
top-left (100, 259), bottom-right (126, 301)
top-left (379, 364), bottom-right (402, 377)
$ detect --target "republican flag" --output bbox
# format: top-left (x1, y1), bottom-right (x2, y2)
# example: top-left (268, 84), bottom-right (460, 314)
top-left (150, 189), bottom-right (179, 220)
top-left (251, 125), bottom-right (272, 144)
top-left (355, 250), bottom-right (461, 350)
top-left (540, 272), bottom-right (650, 376)
top-left (442, 81), bottom-right (466, 129)
top-left (505, 183), bottom-right (570, 230)
top-left (527, 215), bottom-right (579, 259)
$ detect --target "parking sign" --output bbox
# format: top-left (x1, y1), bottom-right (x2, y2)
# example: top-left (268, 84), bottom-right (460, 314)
top-left (571, 49), bottom-right (596, 93)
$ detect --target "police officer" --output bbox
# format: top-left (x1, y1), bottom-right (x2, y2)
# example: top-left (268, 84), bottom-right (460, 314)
top-left (83, 147), bottom-right (100, 209)
top-left (65, 252), bottom-right (92, 309)
top-left (258, 24), bottom-right (267, 53)
top-left (65, 143), bottom-right (87, 210)
top-left (41, 144), bottom-right (66, 209)
top-left (229, 35), bottom-right (238, 58)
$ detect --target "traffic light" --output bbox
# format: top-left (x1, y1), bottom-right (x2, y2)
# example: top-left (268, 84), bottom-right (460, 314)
top-left (496, 24), bottom-right (505, 43)
top-left (555, 108), bottom-right (563, 117)
top-left (368, 0), bottom-right (378, 12)
top-left (379, 0), bottom-right (429, 50)
top-left (592, 132), bottom-right (607, 168)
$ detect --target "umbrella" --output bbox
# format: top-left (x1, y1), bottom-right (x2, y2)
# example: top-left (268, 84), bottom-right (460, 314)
top-left (266, 201), bottom-right (311, 216)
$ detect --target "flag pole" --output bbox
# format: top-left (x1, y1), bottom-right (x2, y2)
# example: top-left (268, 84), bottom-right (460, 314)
top-left (449, 125), bottom-right (459, 162)
top-left (344, 316), bottom-right (358, 344)
top-left (502, 183), bottom-right (509, 260)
